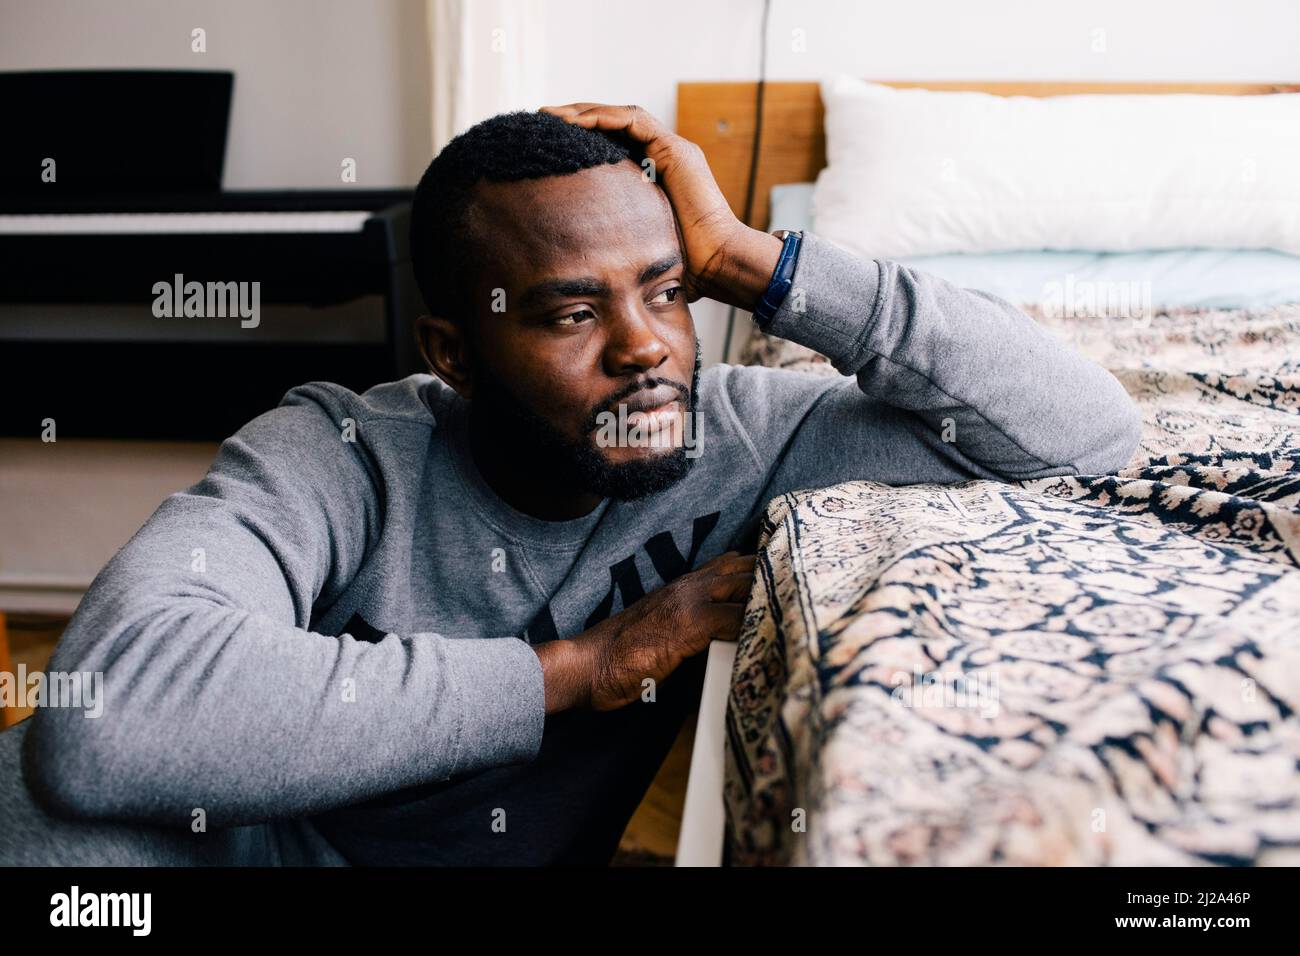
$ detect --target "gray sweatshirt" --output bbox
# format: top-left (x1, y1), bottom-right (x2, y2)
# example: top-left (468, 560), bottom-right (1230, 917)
top-left (19, 231), bottom-right (1142, 864)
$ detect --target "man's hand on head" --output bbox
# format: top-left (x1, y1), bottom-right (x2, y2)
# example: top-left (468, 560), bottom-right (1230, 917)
top-left (538, 103), bottom-right (782, 311)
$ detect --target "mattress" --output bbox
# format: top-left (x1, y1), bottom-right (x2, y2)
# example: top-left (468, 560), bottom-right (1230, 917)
top-left (725, 281), bottom-right (1300, 864)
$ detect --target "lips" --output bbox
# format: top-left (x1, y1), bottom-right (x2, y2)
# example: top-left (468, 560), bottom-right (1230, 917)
top-left (625, 400), bottom-right (679, 432)
top-left (611, 384), bottom-right (681, 415)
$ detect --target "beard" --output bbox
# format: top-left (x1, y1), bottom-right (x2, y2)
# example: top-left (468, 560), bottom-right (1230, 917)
top-left (468, 340), bottom-right (701, 502)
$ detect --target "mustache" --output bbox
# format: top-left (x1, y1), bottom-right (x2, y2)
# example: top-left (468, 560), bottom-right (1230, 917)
top-left (582, 377), bottom-right (691, 433)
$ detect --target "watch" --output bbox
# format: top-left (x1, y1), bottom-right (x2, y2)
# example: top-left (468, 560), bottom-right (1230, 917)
top-left (752, 229), bottom-right (803, 329)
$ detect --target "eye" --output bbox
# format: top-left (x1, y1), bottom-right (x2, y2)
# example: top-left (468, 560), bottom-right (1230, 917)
top-left (552, 308), bottom-right (595, 327)
top-left (650, 285), bottom-right (683, 306)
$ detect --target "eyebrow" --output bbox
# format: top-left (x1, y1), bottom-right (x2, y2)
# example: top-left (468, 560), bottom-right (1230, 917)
top-left (517, 253), bottom-right (682, 309)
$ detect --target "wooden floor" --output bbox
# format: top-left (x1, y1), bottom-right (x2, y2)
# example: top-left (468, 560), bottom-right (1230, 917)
top-left (614, 710), bottom-right (695, 865)
top-left (1, 614), bottom-right (693, 865)
top-left (2, 614), bottom-right (65, 726)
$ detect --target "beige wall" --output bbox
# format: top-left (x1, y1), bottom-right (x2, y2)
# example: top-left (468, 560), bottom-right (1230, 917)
top-left (0, 440), bottom-right (220, 613)
top-left (0, 0), bottom-right (432, 189)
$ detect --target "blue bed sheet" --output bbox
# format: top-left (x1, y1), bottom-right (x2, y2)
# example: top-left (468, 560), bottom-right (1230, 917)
top-left (770, 182), bottom-right (1300, 309)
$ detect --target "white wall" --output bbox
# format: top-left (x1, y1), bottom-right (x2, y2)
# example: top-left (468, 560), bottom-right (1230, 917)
top-left (539, 0), bottom-right (1300, 128)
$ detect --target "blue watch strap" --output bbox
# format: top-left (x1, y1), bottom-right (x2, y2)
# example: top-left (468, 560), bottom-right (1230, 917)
top-left (752, 230), bottom-right (803, 329)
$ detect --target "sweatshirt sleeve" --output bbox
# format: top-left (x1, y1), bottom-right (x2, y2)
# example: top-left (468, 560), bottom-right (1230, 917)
top-left (20, 383), bottom-right (546, 829)
top-left (721, 231), bottom-right (1143, 505)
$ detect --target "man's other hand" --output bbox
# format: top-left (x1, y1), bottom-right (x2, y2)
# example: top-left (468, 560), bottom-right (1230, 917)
top-left (533, 550), bottom-right (756, 713)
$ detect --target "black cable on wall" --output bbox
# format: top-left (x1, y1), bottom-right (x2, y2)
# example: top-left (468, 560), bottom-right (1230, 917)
top-left (720, 0), bottom-right (772, 365)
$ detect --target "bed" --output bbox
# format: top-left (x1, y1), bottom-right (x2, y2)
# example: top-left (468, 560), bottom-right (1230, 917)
top-left (674, 79), bottom-right (1300, 867)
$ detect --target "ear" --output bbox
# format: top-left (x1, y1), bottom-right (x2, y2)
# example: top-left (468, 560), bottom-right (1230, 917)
top-left (416, 315), bottom-right (476, 399)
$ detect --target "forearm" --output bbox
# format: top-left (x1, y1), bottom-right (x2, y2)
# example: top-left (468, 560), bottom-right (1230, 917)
top-left (760, 232), bottom-right (1142, 479)
top-left (22, 591), bottom-right (544, 828)
top-left (21, 509), bottom-right (545, 828)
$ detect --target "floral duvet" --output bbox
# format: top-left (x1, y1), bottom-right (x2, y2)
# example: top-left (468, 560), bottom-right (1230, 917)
top-left (726, 304), bottom-right (1300, 865)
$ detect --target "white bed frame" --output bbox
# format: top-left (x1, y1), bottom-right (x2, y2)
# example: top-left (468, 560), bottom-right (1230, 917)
top-left (674, 640), bottom-right (736, 866)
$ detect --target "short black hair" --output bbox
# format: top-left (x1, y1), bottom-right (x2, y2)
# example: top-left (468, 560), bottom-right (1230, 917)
top-left (408, 110), bottom-right (645, 327)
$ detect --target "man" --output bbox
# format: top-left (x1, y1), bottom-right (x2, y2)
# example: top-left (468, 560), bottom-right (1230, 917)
top-left (0, 104), bottom-right (1141, 866)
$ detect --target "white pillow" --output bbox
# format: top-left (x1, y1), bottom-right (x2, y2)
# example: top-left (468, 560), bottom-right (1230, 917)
top-left (812, 74), bottom-right (1300, 259)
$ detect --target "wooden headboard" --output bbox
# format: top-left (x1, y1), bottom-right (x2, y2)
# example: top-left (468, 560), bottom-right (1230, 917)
top-left (677, 81), bottom-right (1300, 230)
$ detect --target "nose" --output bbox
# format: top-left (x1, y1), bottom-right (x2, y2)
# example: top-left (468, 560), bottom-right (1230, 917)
top-left (601, 305), bottom-right (670, 377)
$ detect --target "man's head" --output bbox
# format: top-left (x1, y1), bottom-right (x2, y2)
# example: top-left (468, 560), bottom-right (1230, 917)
top-left (409, 110), bottom-right (699, 502)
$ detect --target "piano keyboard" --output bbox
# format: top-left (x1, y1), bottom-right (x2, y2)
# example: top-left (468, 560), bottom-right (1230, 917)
top-left (0, 211), bottom-right (373, 235)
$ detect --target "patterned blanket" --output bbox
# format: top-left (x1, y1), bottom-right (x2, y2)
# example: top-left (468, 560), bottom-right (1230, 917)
top-left (725, 304), bottom-right (1300, 865)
